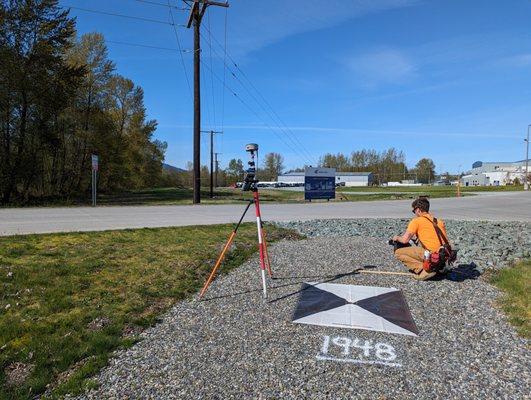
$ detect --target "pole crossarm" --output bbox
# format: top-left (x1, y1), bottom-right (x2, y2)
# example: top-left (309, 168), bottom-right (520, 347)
top-left (187, 1), bottom-right (228, 27)
top-left (194, 0), bottom-right (229, 7)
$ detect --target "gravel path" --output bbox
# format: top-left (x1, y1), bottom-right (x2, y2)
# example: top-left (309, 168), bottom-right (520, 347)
top-left (78, 223), bottom-right (530, 399)
top-left (276, 219), bottom-right (531, 272)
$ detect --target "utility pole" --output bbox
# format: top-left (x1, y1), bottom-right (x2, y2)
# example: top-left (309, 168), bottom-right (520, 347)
top-left (187, 0), bottom-right (229, 204)
top-left (201, 130), bottom-right (222, 198)
top-left (214, 152), bottom-right (221, 188)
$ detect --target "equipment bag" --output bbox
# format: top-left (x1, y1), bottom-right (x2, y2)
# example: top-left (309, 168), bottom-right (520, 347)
top-left (422, 217), bottom-right (457, 272)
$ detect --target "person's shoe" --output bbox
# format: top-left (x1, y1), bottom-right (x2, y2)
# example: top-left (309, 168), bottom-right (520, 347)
top-left (413, 270), bottom-right (437, 281)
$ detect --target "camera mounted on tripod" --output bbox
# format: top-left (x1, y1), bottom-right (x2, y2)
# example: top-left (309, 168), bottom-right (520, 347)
top-left (242, 143), bottom-right (259, 192)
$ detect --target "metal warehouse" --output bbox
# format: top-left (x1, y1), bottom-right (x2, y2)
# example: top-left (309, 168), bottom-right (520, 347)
top-left (460, 160), bottom-right (529, 186)
top-left (277, 171), bottom-right (373, 187)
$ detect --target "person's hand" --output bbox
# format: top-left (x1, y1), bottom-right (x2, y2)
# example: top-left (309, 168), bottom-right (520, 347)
top-left (392, 235), bottom-right (399, 242)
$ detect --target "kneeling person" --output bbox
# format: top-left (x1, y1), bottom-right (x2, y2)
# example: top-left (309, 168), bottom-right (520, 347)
top-left (391, 198), bottom-right (450, 280)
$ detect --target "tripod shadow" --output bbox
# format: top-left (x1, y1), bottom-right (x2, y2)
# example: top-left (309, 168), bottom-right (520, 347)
top-left (435, 262), bottom-right (481, 282)
top-left (270, 265), bottom-right (378, 282)
top-left (267, 266), bottom-right (379, 304)
top-left (200, 266), bottom-right (377, 303)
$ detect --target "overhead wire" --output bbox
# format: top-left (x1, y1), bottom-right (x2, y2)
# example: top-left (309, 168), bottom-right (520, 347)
top-left (75, 0), bottom-right (312, 167)
top-left (207, 11), bottom-right (217, 129)
top-left (167, 0), bottom-right (192, 99)
top-left (201, 23), bottom-right (315, 165)
top-left (200, 58), bottom-right (309, 166)
top-left (105, 39), bottom-right (190, 52)
top-left (63, 5), bottom-right (185, 26)
top-left (202, 60), bottom-right (214, 133)
top-left (132, 0), bottom-right (188, 10)
top-left (221, 6), bottom-right (228, 159)
top-left (200, 25), bottom-right (312, 165)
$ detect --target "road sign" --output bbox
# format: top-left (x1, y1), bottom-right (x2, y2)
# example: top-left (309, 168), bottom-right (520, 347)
top-left (92, 154), bottom-right (99, 172)
top-left (305, 167), bottom-right (335, 201)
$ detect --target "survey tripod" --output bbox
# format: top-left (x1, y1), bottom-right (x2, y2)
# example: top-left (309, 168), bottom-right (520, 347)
top-left (199, 144), bottom-right (272, 299)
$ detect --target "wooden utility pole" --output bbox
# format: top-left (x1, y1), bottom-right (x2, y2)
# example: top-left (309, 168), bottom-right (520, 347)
top-left (187, 0), bottom-right (229, 204)
top-left (201, 130), bottom-right (222, 198)
top-left (214, 152), bottom-right (221, 188)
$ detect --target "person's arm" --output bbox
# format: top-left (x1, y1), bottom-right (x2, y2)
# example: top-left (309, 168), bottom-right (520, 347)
top-left (392, 219), bottom-right (417, 244)
top-left (392, 231), bottom-right (414, 244)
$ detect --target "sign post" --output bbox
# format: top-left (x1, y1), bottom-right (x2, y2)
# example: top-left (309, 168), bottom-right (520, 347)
top-left (304, 167), bottom-right (336, 201)
top-left (91, 154), bottom-right (99, 207)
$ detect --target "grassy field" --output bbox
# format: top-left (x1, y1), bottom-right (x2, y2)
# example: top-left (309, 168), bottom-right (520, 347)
top-left (0, 224), bottom-right (301, 399)
top-left (337, 184), bottom-right (524, 193)
top-left (490, 259), bottom-right (530, 339)
top-left (2, 184), bottom-right (523, 208)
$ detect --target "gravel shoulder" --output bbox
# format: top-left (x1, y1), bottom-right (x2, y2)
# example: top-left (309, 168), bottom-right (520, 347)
top-left (78, 221), bottom-right (530, 400)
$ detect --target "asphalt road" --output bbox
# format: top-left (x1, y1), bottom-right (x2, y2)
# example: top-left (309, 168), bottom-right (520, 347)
top-left (1, 191), bottom-right (529, 236)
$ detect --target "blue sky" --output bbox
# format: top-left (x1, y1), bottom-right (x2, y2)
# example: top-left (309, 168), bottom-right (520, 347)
top-left (63, 0), bottom-right (531, 173)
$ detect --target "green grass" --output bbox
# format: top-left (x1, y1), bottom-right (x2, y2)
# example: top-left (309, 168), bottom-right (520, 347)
top-left (337, 184), bottom-right (523, 193)
top-left (0, 224), bottom-right (301, 399)
top-left (95, 186), bottom-right (474, 205)
top-left (490, 259), bottom-right (530, 339)
top-left (3, 184), bottom-right (523, 208)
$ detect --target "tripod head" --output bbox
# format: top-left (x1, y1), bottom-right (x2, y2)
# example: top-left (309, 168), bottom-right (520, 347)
top-left (242, 143), bottom-right (259, 192)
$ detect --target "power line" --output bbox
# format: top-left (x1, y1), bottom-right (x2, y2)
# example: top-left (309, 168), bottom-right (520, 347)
top-left (132, 0), bottom-right (189, 10)
top-left (64, 5), bottom-right (186, 26)
top-left (207, 11), bottom-right (217, 128)
top-left (201, 24), bottom-right (315, 165)
top-left (221, 6), bottom-right (228, 135)
top-left (106, 39), bottom-right (191, 52)
top-left (202, 58), bottom-right (214, 132)
top-left (167, 1), bottom-right (192, 99)
top-left (200, 59), bottom-right (309, 165)
top-left (200, 25), bottom-right (312, 165)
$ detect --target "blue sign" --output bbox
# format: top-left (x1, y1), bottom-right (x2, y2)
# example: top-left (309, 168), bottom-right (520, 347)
top-left (305, 167), bottom-right (336, 201)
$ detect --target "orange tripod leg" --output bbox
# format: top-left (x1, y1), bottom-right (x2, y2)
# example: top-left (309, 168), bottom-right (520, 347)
top-left (198, 231), bottom-right (236, 298)
top-left (261, 227), bottom-right (273, 277)
top-left (198, 200), bottom-right (253, 299)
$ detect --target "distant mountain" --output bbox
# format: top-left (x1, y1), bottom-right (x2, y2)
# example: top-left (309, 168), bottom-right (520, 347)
top-left (162, 163), bottom-right (187, 173)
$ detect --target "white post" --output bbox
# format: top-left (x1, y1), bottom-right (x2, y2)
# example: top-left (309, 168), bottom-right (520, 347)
top-left (256, 215), bottom-right (267, 299)
top-left (91, 169), bottom-right (98, 207)
top-left (525, 125), bottom-right (530, 190)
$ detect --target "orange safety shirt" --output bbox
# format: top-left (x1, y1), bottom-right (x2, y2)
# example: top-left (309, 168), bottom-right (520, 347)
top-left (406, 213), bottom-right (448, 252)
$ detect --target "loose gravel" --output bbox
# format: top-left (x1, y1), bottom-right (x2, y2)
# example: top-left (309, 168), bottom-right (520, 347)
top-left (77, 221), bottom-right (530, 400)
top-left (276, 219), bottom-right (531, 272)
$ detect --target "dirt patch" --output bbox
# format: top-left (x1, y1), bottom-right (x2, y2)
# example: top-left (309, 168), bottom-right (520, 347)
top-left (86, 317), bottom-right (111, 331)
top-left (141, 298), bottom-right (174, 317)
top-left (122, 324), bottom-right (144, 338)
top-left (4, 362), bottom-right (34, 386)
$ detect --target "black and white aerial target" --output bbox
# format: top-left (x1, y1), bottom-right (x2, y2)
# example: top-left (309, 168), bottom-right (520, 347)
top-left (292, 282), bottom-right (419, 336)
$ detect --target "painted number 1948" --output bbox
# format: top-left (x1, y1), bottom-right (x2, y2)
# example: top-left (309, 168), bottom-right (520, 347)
top-left (316, 335), bottom-right (402, 367)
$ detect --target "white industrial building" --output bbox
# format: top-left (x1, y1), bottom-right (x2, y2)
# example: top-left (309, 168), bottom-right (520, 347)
top-left (460, 160), bottom-right (529, 186)
top-left (277, 171), bottom-right (374, 187)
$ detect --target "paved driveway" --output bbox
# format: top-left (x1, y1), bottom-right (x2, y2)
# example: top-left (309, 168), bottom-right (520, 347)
top-left (1, 191), bottom-right (529, 236)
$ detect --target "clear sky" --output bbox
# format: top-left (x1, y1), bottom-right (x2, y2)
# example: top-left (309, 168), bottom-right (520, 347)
top-left (62, 0), bottom-right (531, 174)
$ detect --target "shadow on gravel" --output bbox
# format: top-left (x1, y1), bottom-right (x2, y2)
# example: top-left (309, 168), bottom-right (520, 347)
top-left (200, 271), bottom-right (360, 303)
top-left (268, 268), bottom-right (380, 304)
top-left (200, 264), bottom-right (481, 303)
top-left (437, 262), bottom-right (482, 282)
